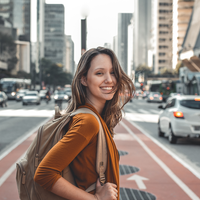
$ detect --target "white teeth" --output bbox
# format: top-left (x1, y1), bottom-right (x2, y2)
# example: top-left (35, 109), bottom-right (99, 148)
top-left (101, 87), bottom-right (112, 90)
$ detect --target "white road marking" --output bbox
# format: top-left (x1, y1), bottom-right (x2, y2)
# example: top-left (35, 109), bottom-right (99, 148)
top-left (127, 174), bottom-right (149, 190)
top-left (0, 109), bottom-right (54, 117)
top-left (120, 121), bottom-right (200, 200)
top-left (138, 109), bottom-right (149, 114)
top-left (149, 109), bottom-right (160, 114)
top-left (124, 113), bottom-right (159, 123)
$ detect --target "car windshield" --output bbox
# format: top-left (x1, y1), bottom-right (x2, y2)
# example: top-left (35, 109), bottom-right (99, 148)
top-left (179, 99), bottom-right (200, 109)
top-left (18, 91), bottom-right (26, 94)
top-left (25, 93), bottom-right (37, 96)
top-left (55, 91), bottom-right (65, 95)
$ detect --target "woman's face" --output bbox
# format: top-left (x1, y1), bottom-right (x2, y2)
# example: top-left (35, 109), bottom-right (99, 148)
top-left (81, 54), bottom-right (117, 106)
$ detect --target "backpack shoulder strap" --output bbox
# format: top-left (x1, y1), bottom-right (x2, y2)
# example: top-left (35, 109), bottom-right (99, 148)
top-left (70, 108), bottom-right (107, 186)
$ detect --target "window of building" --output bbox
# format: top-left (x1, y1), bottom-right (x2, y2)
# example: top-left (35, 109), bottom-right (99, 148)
top-left (159, 3), bottom-right (172, 6)
top-left (159, 45), bottom-right (168, 49)
top-left (159, 38), bottom-right (166, 42)
top-left (159, 60), bottom-right (166, 63)
top-left (159, 31), bottom-right (169, 34)
top-left (159, 24), bottom-right (169, 28)
top-left (159, 52), bottom-right (166, 56)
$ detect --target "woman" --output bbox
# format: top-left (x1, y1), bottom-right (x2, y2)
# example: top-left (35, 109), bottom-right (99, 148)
top-left (34, 47), bottom-right (135, 200)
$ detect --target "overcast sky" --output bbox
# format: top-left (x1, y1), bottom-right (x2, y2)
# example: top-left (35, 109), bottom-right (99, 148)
top-left (45, 0), bottom-right (134, 63)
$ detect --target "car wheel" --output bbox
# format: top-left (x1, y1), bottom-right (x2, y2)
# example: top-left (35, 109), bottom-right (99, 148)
top-left (158, 122), bottom-right (164, 137)
top-left (168, 125), bottom-right (177, 144)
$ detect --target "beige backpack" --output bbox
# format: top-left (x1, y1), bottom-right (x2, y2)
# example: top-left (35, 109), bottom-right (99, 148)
top-left (16, 107), bottom-right (107, 200)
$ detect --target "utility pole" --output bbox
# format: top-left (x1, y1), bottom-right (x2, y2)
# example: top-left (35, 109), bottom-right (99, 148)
top-left (81, 18), bottom-right (87, 55)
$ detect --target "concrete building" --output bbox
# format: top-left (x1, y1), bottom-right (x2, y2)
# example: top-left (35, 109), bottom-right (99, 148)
top-left (154, 0), bottom-right (173, 74)
top-left (134, 0), bottom-right (152, 70)
top-left (118, 13), bottom-right (132, 74)
top-left (112, 36), bottom-right (118, 56)
top-left (44, 4), bottom-right (65, 66)
top-left (179, 0), bottom-right (200, 95)
top-left (0, 0), bottom-right (31, 74)
top-left (0, 0), bottom-right (31, 41)
top-left (65, 35), bottom-right (75, 75)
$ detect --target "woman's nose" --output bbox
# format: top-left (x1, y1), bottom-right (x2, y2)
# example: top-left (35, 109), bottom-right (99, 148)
top-left (105, 73), bottom-right (112, 83)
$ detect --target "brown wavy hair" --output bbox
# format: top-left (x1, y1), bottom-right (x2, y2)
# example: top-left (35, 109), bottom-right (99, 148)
top-left (65, 47), bottom-right (135, 136)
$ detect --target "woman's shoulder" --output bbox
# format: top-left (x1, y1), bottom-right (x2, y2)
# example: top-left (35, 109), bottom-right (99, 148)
top-left (71, 113), bottom-right (100, 134)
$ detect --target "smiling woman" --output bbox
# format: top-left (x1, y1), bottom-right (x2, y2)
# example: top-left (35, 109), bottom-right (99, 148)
top-left (34, 47), bottom-right (135, 200)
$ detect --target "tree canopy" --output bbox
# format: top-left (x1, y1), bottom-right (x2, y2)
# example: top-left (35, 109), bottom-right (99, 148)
top-left (40, 58), bottom-right (73, 88)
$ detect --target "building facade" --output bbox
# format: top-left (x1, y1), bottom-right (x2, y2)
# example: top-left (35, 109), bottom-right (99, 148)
top-left (65, 35), bottom-right (75, 75)
top-left (44, 4), bottom-right (65, 66)
top-left (0, 0), bottom-right (31, 74)
top-left (118, 13), bottom-right (133, 74)
top-left (155, 0), bottom-right (173, 74)
top-left (134, 0), bottom-right (152, 70)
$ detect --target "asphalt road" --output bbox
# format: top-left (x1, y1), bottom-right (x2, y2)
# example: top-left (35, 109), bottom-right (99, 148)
top-left (124, 98), bottom-right (200, 175)
top-left (0, 98), bottom-right (199, 176)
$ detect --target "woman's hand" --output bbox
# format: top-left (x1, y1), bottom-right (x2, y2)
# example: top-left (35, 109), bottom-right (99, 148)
top-left (94, 179), bottom-right (118, 200)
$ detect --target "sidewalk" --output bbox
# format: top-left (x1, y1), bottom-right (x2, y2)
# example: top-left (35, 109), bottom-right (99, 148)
top-left (0, 118), bottom-right (200, 200)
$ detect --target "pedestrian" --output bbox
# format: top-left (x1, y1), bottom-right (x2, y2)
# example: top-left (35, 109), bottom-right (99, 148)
top-left (34, 47), bottom-right (135, 200)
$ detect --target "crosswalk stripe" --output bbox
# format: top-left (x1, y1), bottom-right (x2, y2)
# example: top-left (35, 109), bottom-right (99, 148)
top-left (150, 109), bottom-right (160, 114)
top-left (0, 109), bottom-right (54, 117)
top-left (138, 109), bottom-right (149, 114)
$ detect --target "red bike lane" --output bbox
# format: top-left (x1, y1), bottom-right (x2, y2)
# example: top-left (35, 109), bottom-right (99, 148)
top-left (0, 118), bottom-right (200, 200)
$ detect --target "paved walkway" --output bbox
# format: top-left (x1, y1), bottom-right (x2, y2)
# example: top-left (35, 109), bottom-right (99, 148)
top-left (0, 118), bottom-right (200, 200)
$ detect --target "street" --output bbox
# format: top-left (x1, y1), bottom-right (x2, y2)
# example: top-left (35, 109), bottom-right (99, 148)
top-left (0, 98), bottom-right (200, 174)
top-left (0, 98), bottom-right (200, 200)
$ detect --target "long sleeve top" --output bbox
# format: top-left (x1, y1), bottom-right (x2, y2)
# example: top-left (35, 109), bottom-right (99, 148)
top-left (34, 104), bottom-right (119, 197)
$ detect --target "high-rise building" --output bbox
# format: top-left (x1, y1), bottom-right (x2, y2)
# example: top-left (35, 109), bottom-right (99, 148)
top-left (44, 4), bottom-right (65, 65)
top-left (0, 0), bottom-right (31, 74)
top-left (118, 13), bottom-right (133, 74)
top-left (155, 0), bottom-right (173, 73)
top-left (65, 35), bottom-right (75, 75)
top-left (134, 0), bottom-right (152, 70)
top-left (0, 0), bottom-right (31, 41)
top-left (174, 0), bottom-right (194, 65)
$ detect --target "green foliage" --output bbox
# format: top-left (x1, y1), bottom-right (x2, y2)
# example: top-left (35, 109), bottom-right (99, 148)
top-left (136, 64), bottom-right (152, 74)
top-left (0, 33), bottom-right (17, 71)
top-left (39, 58), bottom-right (73, 87)
top-left (175, 61), bottom-right (184, 74)
top-left (17, 70), bottom-right (31, 79)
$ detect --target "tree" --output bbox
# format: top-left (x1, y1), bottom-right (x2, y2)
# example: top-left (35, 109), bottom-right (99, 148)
top-left (175, 60), bottom-right (184, 75)
top-left (0, 33), bottom-right (18, 71)
top-left (39, 58), bottom-right (73, 88)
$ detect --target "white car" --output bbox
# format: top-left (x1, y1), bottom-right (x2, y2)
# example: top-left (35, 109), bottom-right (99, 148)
top-left (22, 91), bottom-right (41, 105)
top-left (16, 89), bottom-right (29, 101)
top-left (158, 95), bottom-right (200, 144)
top-left (147, 92), bottom-right (163, 103)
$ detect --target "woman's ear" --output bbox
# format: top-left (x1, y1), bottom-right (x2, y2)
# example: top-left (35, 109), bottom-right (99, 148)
top-left (81, 76), bottom-right (87, 86)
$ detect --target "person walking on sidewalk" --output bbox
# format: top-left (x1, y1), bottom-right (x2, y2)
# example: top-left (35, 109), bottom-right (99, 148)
top-left (34, 47), bottom-right (135, 200)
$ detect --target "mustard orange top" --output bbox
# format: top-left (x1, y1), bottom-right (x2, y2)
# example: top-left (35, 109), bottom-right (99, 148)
top-left (34, 104), bottom-right (119, 199)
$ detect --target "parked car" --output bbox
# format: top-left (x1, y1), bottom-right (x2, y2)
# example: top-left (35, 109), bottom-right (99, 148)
top-left (134, 90), bottom-right (143, 99)
top-left (142, 91), bottom-right (149, 99)
top-left (147, 92), bottom-right (163, 103)
top-left (22, 91), bottom-right (41, 105)
top-left (39, 90), bottom-right (47, 100)
top-left (16, 89), bottom-right (29, 101)
top-left (54, 90), bottom-right (69, 103)
top-left (0, 91), bottom-right (8, 107)
top-left (64, 87), bottom-right (72, 102)
top-left (158, 95), bottom-right (200, 144)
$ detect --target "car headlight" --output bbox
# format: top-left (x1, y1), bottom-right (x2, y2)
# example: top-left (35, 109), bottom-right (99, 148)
top-left (64, 95), bottom-right (69, 100)
top-left (11, 92), bottom-right (16, 96)
top-left (54, 95), bottom-right (58, 99)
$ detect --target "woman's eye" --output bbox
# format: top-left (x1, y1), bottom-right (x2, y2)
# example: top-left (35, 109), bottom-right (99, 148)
top-left (110, 71), bottom-right (115, 75)
top-left (96, 72), bottom-right (103, 75)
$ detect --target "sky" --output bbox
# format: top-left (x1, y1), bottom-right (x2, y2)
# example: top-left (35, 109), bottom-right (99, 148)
top-left (44, 0), bottom-right (135, 63)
